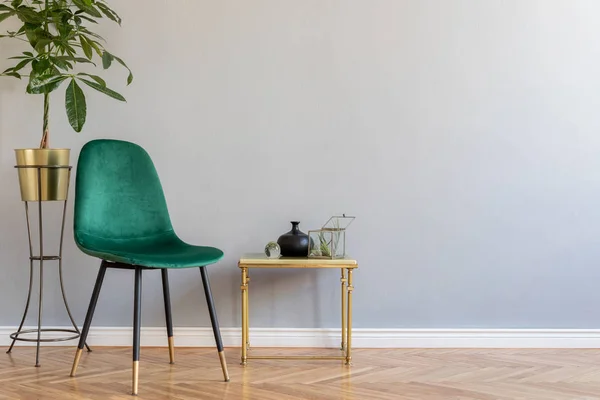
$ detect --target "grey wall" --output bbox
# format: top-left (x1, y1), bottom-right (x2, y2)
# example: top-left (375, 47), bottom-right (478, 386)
top-left (1, 0), bottom-right (600, 330)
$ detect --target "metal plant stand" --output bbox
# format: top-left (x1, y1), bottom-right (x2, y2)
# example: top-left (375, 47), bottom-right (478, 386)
top-left (7, 165), bottom-right (89, 367)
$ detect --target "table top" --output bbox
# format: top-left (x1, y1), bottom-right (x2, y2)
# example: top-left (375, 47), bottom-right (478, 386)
top-left (238, 253), bottom-right (358, 269)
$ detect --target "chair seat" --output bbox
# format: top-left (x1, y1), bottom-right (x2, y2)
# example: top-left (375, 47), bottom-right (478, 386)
top-left (76, 233), bottom-right (224, 268)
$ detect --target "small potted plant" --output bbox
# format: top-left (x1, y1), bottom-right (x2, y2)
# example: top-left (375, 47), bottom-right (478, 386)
top-left (0, 0), bottom-right (132, 201)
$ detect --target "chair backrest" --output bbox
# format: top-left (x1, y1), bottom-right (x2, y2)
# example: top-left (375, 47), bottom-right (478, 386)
top-left (74, 139), bottom-right (174, 248)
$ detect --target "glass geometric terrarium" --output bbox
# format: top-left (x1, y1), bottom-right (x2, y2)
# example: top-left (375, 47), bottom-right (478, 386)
top-left (308, 215), bottom-right (355, 259)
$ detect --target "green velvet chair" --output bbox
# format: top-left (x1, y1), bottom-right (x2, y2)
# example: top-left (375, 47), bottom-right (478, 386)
top-left (69, 139), bottom-right (229, 395)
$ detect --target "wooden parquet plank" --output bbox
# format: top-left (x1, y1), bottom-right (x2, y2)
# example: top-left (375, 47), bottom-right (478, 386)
top-left (0, 347), bottom-right (600, 399)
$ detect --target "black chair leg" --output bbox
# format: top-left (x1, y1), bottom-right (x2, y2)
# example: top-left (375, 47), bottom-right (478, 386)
top-left (199, 267), bottom-right (230, 382)
top-left (132, 267), bottom-right (143, 395)
top-left (161, 269), bottom-right (175, 364)
top-left (70, 263), bottom-right (107, 377)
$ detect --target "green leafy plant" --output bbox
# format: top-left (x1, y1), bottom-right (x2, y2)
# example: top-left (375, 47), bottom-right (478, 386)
top-left (315, 219), bottom-right (342, 258)
top-left (318, 232), bottom-right (332, 258)
top-left (0, 0), bottom-right (132, 147)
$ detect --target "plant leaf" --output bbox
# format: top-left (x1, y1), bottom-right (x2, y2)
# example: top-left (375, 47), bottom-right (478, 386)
top-left (106, 52), bottom-right (133, 85)
top-left (79, 14), bottom-right (97, 24)
top-left (33, 38), bottom-right (52, 53)
top-left (27, 73), bottom-right (67, 94)
top-left (55, 55), bottom-right (96, 66)
top-left (101, 51), bottom-right (112, 68)
top-left (12, 57), bottom-right (32, 72)
top-left (79, 28), bottom-right (104, 42)
top-left (30, 58), bottom-right (51, 74)
top-left (77, 73), bottom-right (105, 86)
top-left (2, 72), bottom-right (21, 79)
top-left (24, 25), bottom-right (53, 50)
top-left (65, 79), bottom-right (87, 132)
top-left (15, 6), bottom-right (42, 24)
top-left (0, 11), bottom-right (15, 23)
top-left (72, 0), bottom-right (102, 18)
top-left (79, 35), bottom-right (93, 59)
top-left (50, 56), bottom-right (73, 70)
top-left (79, 78), bottom-right (126, 101)
top-left (87, 38), bottom-right (103, 57)
top-left (96, 2), bottom-right (120, 25)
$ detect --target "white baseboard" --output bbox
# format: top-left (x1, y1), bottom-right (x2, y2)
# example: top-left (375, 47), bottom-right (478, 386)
top-left (2, 327), bottom-right (600, 348)
top-left (0, 327), bottom-right (600, 348)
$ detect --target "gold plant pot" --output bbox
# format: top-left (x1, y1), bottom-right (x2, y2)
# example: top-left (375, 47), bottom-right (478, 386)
top-left (15, 149), bottom-right (71, 201)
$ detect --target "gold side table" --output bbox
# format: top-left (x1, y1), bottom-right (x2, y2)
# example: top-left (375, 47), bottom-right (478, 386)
top-left (238, 253), bottom-right (358, 366)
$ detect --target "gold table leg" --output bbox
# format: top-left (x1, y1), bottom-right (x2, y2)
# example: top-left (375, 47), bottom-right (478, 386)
top-left (341, 268), bottom-right (347, 351)
top-left (246, 273), bottom-right (250, 351)
top-left (241, 267), bottom-right (248, 366)
top-left (345, 268), bottom-right (353, 365)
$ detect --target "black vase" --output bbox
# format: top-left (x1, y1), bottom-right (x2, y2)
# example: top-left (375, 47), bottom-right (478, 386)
top-left (277, 221), bottom-right (309, 257)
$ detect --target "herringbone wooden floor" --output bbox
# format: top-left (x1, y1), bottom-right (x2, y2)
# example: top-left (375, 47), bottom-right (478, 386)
top-left (1, 347), bottom-right (600, 399)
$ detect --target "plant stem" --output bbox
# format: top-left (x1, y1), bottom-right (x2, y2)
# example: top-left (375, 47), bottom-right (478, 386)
top-left (39, 0), bottom-right (50, 149)
top-left (39, 92), bottom-right (49, 148)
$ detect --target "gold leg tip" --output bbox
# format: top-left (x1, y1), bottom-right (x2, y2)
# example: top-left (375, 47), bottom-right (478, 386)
top-left (218, 351), bottom-right (229, 382)
top-left (71, 348), bottom-right (83, 376)
top-left (132, 361), bottom-right (139, 396)
top-left (168, 336), bottom-right (175, 365)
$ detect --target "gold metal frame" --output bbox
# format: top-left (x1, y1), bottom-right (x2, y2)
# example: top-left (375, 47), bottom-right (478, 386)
top-left (238, 254), bottom-right (357, 365)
